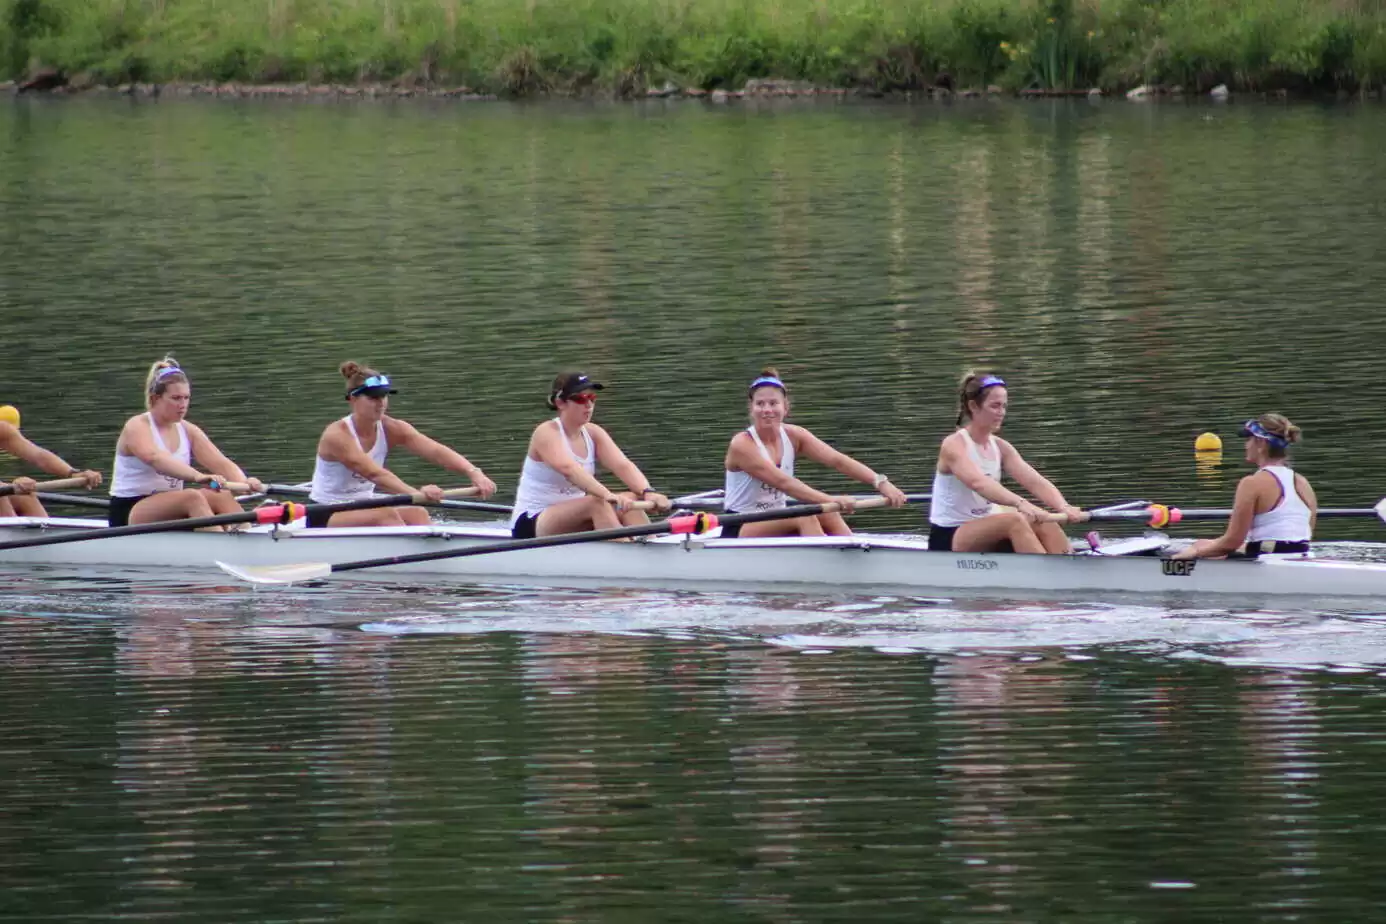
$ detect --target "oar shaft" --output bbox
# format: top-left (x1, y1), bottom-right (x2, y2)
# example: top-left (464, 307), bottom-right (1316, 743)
top-left (34, 492), bottom-right (110, 509)
top-left (329, 497), bottom-right (896, 575)
top-left (0, 487), bottom-right (479, 552)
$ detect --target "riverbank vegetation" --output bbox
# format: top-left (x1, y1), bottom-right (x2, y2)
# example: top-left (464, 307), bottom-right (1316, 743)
top-left (5, 0), bottom-right (1386, 96)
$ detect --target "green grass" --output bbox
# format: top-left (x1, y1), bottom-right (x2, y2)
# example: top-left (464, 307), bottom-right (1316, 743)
top-left (4, 0), bottom-right (1385, 94)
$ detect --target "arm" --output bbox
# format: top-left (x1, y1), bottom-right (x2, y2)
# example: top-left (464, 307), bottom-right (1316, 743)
top-left (587, 425), bottom-right (669, 511)
top-left (386, 418), bottom-right (496, 498)
top-left (1299, 474), bottom-right (1318, 535)
top-left (1180, 475), bottom-right (1262, 559)
top-left (791, 426), bottom-right (907, 506)
top-left (727, 431), bottom-right (836, 506)
top-left (186, 424), bottom-right (263, 492)
top-left (0, 423), bottom-right (102, 489)
top-left (999, 440), bottom-right (1084, 520)
top-left (121, 417), bottom-right (212, 485)
top-left (318, 421), bottom-right (419, 496)
top-left (532, 423), bottom-right (620, 503)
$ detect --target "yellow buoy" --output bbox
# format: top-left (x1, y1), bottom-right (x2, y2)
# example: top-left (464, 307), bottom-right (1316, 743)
top-left (0, 405), bottom-right (19, 429)
top-left (1194, 431), bottom-right (1222, 452)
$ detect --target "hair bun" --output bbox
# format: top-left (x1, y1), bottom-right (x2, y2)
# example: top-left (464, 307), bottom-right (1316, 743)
top-left (759, 365), bottom-right (781, 379)
top-left (340, 361), bottom-right (363, 380)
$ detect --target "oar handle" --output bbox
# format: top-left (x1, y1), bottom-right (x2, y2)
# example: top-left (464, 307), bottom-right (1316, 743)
top-left (415, 487), bottom-right (481, 504)
top-left (0, 476), bottom-right (91, 496)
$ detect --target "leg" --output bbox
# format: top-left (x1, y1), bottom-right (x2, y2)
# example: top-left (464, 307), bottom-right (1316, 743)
top-left (536, 495), bottom-right (622, 537)
top-left (952, 512), bottom-right (1046, 554)
top-left (817, 511), bottom-right (852, 536)
top-left (326, 508), bottom-right (409, 528)
top-left (1034, 521), bottom-right (1073, 555)
top-left (738, 515), bottom-right (825, 539)
top-left (397, 505), bottom-right (434, 526)
top-left (198, 487), bottom-right (243, 516)
top-left (128, 489), bottom-right (218, 527)
top-left (0, 497), bottom-right (15, 517)
top-left (10, 495), bottom-right (48, 517)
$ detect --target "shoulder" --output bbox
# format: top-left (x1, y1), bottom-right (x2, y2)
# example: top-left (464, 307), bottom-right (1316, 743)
top-left (784, 424), bottom-right (810, 443)
top-left (382, 415), bottom-right (416, 438)
top-left (183, 420), bottom-right (210, 439)
top-left (586, 422), bottom-right (613, 442)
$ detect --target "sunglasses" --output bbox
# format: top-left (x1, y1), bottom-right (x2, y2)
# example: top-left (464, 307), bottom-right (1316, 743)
top-left (565, 392), bottom-right (598, 405)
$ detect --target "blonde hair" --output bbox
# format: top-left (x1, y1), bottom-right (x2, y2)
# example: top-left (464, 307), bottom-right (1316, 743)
top-left (144, 355), bottom-right (188, 409)
top-left (955, 371), bottom-right (1005, 426)
top-left (1253, 412), bottom-right (1302, 458)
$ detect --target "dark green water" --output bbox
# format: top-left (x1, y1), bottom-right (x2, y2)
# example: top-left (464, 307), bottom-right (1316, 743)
top-left (4, 97), bottom-right (1386, 921)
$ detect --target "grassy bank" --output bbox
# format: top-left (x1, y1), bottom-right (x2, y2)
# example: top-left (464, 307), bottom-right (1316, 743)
top-left (5, 0), bottom-right (1386, 96)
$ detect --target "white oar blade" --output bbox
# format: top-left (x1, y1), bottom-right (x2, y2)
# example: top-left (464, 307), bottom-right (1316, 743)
top-left (1376, 498), bottom-right (1386, 524)
top-left (216, 560), bottom-right (333, 585)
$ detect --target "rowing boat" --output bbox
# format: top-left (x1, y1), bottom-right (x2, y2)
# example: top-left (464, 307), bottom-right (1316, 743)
top-left (2, 514), bottom-right (1385, 599)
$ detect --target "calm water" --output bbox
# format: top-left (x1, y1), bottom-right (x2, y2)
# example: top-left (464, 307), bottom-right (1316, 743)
top-left (4, 96), bottom-right (1386, 920)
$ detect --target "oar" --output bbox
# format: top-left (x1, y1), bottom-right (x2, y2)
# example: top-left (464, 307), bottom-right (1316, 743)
top-left (0, 476), bottom-right (91, 497)
top-left (263, 482), bottom-right (512, 514)
top-left (1077, 500), bottom-right (1386, 527)
top-left (217, 495), bottom-right (918, 585)
top-left (0, 487), bottom-right (480, 552)
top-left (34, 492), bottom-right (111, 510)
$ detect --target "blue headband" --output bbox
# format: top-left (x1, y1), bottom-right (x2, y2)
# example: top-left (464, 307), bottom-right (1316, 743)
top-left (977, 375), bottom-right (1006, 389)
top-left (748, 375), bottom-right (786, 395)
top-left (1240, 419), bottom-right (1289, 450)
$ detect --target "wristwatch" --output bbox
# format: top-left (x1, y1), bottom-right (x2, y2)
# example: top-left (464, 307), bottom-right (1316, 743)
top-left (636, 487), bottom-right (657, 498)
top-left (872, 473), bottom-right (890, 489)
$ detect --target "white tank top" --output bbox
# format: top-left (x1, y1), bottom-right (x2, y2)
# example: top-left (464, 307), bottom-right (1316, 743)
top-left (929, 429), bottom-right (1002, 527)
top-left (1247, 465), bottom-right (1312, 543)
top-left (110, 414), bottom-right (190, 497)
top-left (310, 417), bottom-right (388, 504)
top-left (511, 420), bottom-right (596, 523)
top-left (724, 426), bottom-right (794, 512)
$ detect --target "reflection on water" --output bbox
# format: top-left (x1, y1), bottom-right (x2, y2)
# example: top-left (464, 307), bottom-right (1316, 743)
top-left (10, 574), bottom-right (1386, 919)
top-left (5, 97), bottom-right (1386, 919)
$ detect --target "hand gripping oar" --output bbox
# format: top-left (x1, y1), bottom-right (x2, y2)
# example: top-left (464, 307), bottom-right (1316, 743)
top-left (263, 482), bottom-right (512, 515)
top-left (0, 476), bottom-right (92, 497)
top-left (0, 487), bottom-right (480, 552)
top-left (216, 494), bottom-right (921, 586)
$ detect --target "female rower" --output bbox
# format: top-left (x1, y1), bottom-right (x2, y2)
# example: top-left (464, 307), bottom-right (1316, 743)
top-left (928, 373), bottom-right (1086, 554)
top-left (510, 371), bottom-right (670, 538)
top-left (0, 423), bottom-right (102, 518)
top-left (109, 356), bottom-right (265, 528)
top-left (1171, 414), bottom-right (1315, 560)
top-left (721, 368), bottom-right (907, 538)
top-left (307, 361), bottom-right (497, 528)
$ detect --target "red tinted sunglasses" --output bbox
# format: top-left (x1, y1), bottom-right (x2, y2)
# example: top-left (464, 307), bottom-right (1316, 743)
top-left (565, 392), bottom-right (598, 405)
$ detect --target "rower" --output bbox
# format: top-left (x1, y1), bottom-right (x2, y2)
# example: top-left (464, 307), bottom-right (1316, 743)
top-left (721, 367), bottom-right (907, 538)
top-left (510, 371), bottom-right (670, 538)
top-left (0, 422), bottom-right (102, 518)
top-left (1170, 414), bottom-right (1315, 560)
top-left (307, 361), bottom-right (497, 528)
top-left (928, 373), bottom-right (1086, 554)
top-left (109, 356), bottom-right (265, 528)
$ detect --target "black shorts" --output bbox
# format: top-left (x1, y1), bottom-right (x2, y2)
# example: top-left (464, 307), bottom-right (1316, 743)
top-left (108, 494), bottom-right (151, 528)
top-left (512, 512), bottom-right (539, 540)
top-left (928, 523), bottom-right (1012, 553)
top-left (305, 505), bottom-right (334, 529)
top-left (720, 511), bottom-right (743, 539)
top-left (1244, 540), bottom-right (1310, 558)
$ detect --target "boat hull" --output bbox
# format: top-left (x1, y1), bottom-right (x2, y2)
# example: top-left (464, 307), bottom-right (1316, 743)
top-left (2, 517), bottom-right (1385, 599)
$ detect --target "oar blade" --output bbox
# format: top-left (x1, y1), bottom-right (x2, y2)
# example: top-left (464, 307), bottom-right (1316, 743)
top-left (1376, 498), bottom-right (1386, 524)
top-left (216, 560), bottom-right (333, 585)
